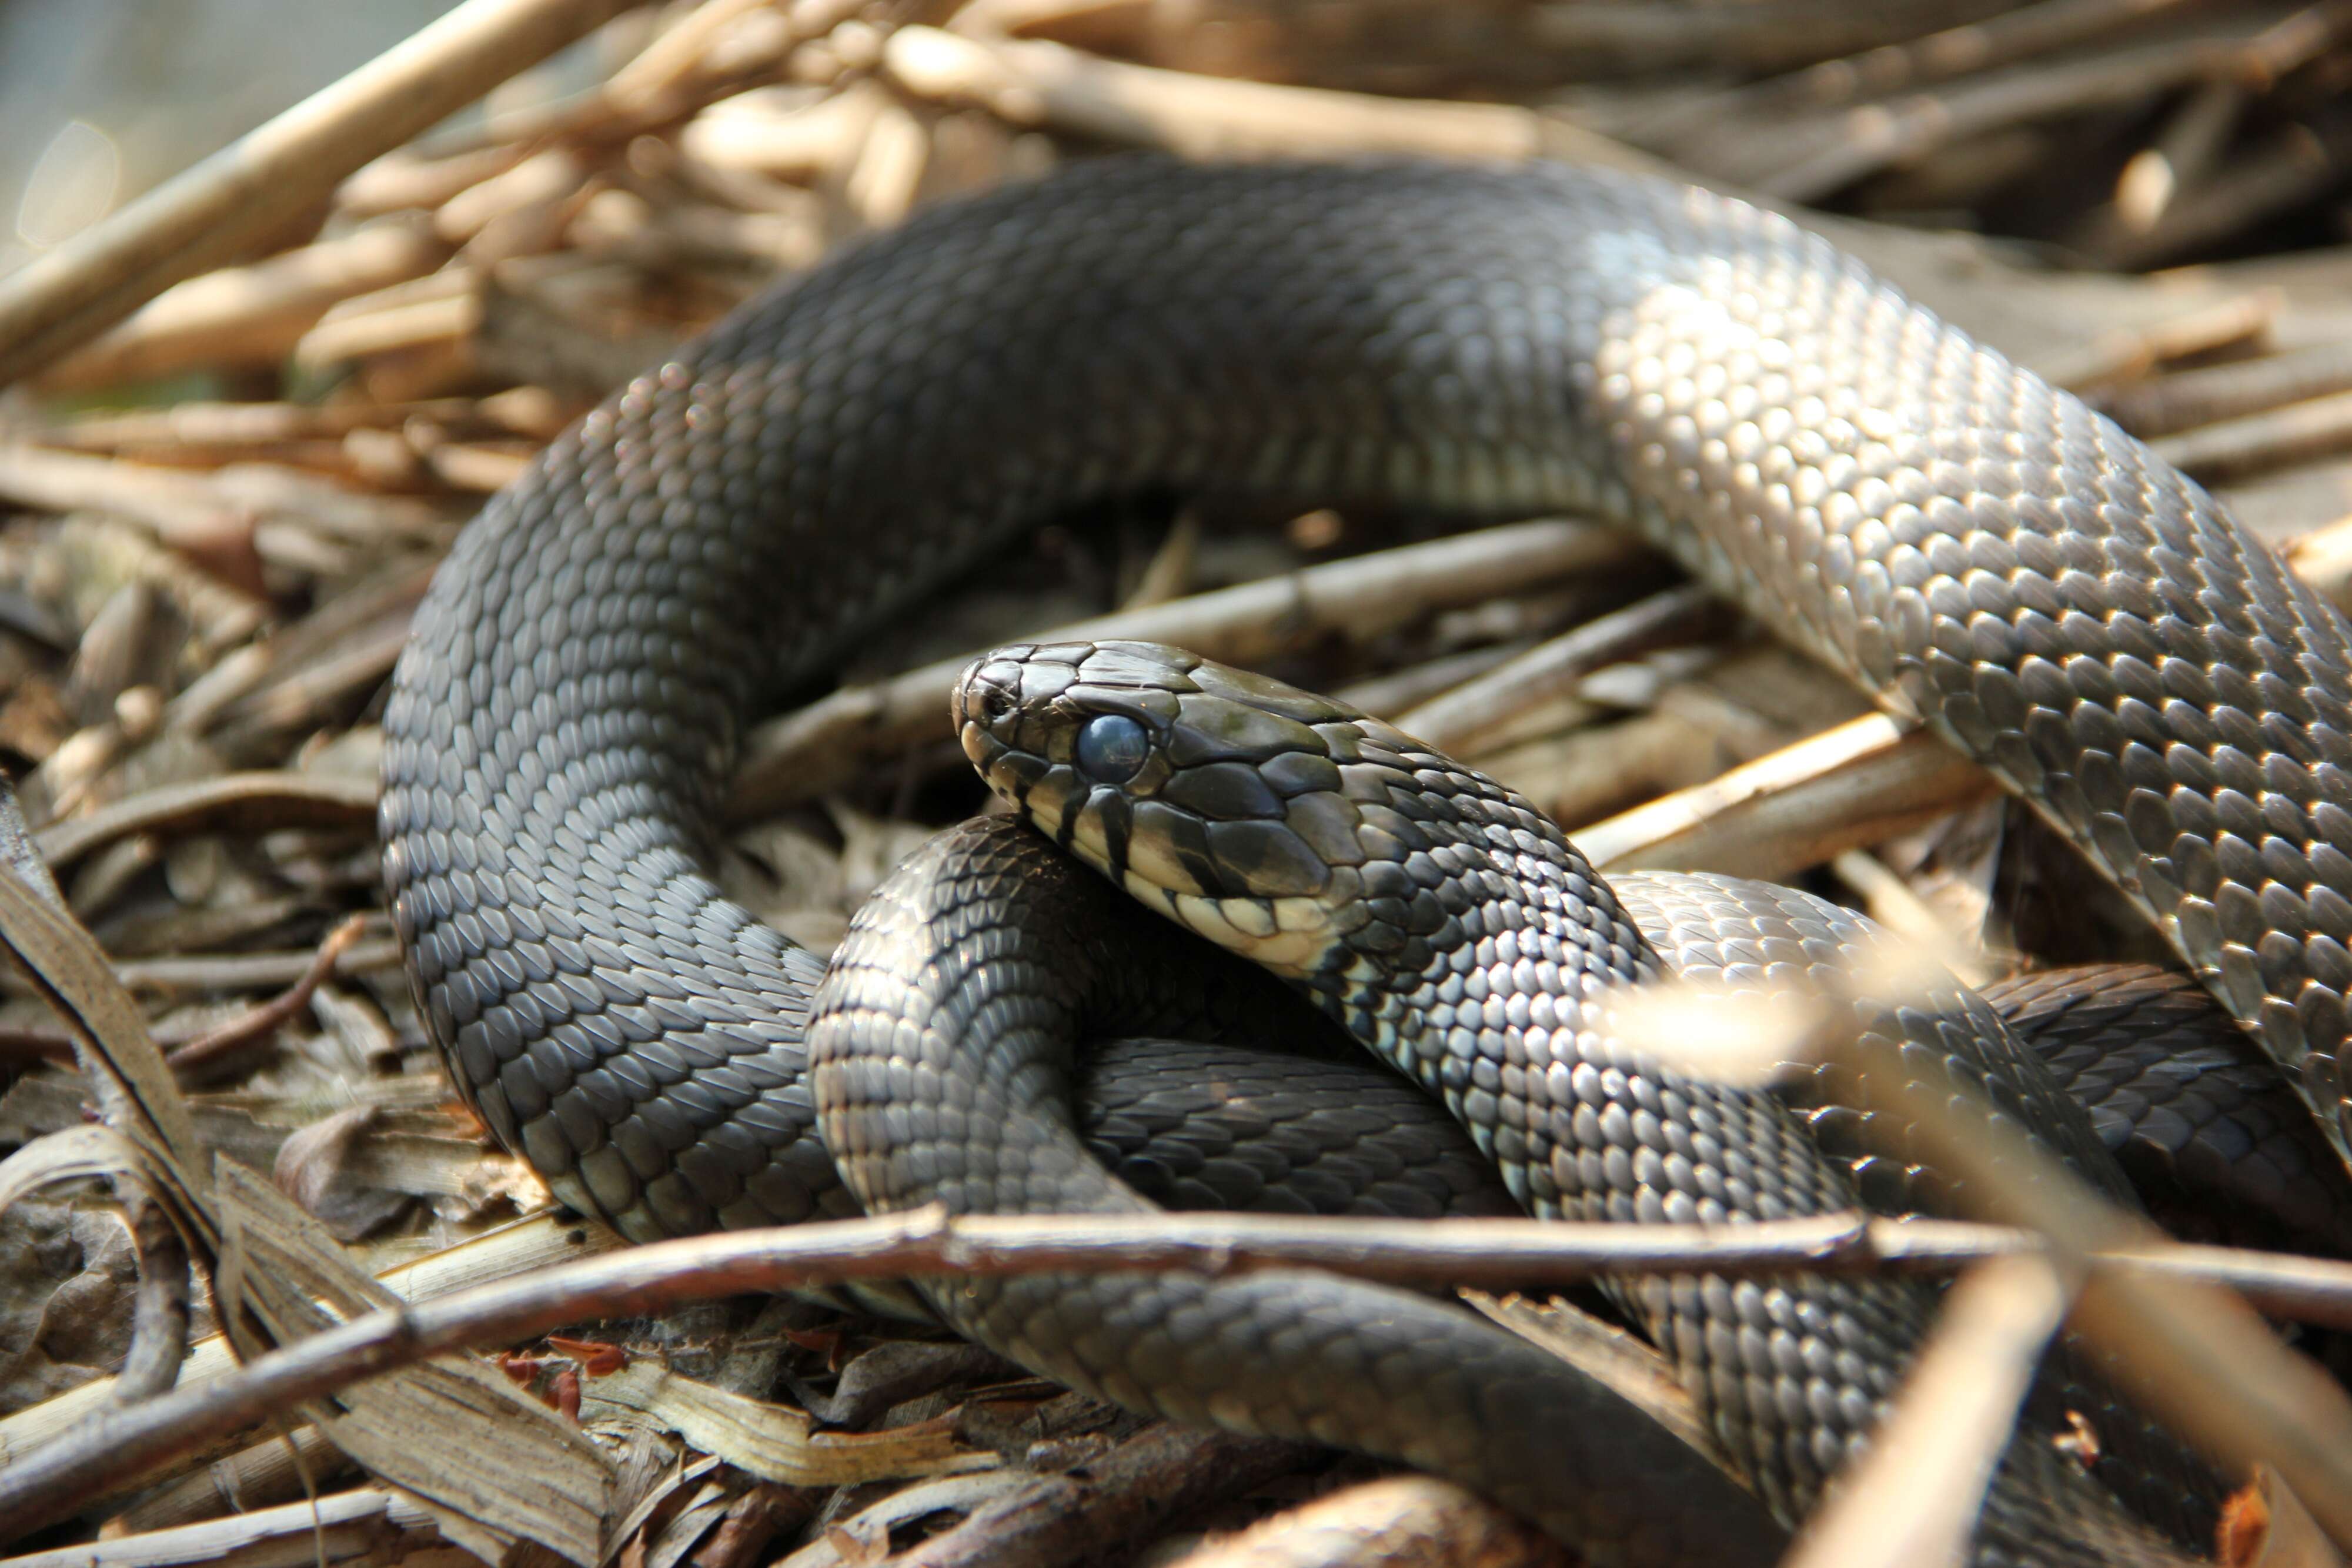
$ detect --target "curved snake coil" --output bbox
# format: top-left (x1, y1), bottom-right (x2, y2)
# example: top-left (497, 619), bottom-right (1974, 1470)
top-left (382, 158), bottom-right (2352, 1564)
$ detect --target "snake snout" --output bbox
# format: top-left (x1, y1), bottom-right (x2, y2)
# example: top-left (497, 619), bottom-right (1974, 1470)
top-left (953, 642), bottom-right (1409, 974)
top-left (953, 653), bottom-right (1023, 766)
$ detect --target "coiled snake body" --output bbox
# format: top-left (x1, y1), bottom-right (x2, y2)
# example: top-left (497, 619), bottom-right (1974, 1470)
top-left (382, 160), bottom-right (2352, 1563)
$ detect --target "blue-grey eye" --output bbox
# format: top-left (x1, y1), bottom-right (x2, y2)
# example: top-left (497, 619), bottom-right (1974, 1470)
top-left (1075, 713), bottom-right (1150, 783)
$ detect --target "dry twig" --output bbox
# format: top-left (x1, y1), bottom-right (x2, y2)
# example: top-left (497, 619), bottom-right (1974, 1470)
top-left (163, 914), bottom-right (368, 1072)
top-left (12, 1), bottom-right (2352, 1561)
top-left (729, 520), bottom-right (1646, 818)
top-left (12, 1202), bottom-right (2352, 1546)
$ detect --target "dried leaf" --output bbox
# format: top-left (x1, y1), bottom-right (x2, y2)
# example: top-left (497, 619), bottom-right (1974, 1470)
top-left (0, 837), bottom-right (611, 1562)
top-left (214, 1161), bottom-right (614, 1566)
top-left (0, 1123), bottom-right (149, 1214)
top-left (0, 1199), bottom-right (141, 1417)
top-left (577, 1358), bottom-right (997, 1488)
top-left (2224, 1465), bottom-right (2347, 1568)
top-left (270, 1102), bottom-right (410, 1242)
top-left (0, 840), bottom-right (211, 1222)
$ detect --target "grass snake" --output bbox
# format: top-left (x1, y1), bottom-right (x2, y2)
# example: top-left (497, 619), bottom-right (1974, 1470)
top-left (380, 159), bottom-right (2352, 1563)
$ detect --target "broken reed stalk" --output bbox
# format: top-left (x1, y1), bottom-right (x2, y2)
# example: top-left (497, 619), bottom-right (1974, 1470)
top-left (1827, 1027), bottom-right (2352, 1551)
top-left (1781, 1253), bottom-right (2075, 1568)
top-left (1394, 583), bottom-right (1728, 757)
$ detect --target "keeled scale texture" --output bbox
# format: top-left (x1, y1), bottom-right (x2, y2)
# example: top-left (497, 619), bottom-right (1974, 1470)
top-left (1074, 1035), bottom-right (1525, 1219)
top-left (382, 163), bottom-right (2352, 1243)
top-left (1985, 964), bottom-right (2352, 1254)
top-left (1606, 872), bottom-right (2216, 1539)
top-left (959, 640), bottom-right (2194, 1563)
top-left (808, 815), bottom-right (1786, 1568)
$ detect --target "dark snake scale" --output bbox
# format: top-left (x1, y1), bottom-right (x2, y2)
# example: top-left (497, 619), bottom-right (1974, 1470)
top-left (381, 159), bottom-right (2352, 1564)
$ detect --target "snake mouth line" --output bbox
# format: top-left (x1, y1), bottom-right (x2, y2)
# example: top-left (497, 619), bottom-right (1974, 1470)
top-left (958, 640), bottom-right (1381, 976)
top-left (944, 633), bottom-right (2232, 1556)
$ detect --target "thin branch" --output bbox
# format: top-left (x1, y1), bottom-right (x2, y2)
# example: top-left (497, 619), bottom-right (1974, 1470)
top-left (102, 937), bottom-right (405, 995)
top-left (881, 25), bottom-right (1653, 170)
top-left (165, 916), bottom-right (370, 1073)
top-left (35, 774), bottom-right (379, 870)
top-left (9, 1203), bottom-right (2352, 1544)
top-left (1394, 584), bottom-right (1727, 758)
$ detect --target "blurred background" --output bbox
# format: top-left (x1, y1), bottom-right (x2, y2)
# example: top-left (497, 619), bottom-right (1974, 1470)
top-left (7, 1), bottom-right (2351, 286)
top-left (0, 1), bottom-right (562, 279)
top-left (0, 4), bottom-right (467, 279)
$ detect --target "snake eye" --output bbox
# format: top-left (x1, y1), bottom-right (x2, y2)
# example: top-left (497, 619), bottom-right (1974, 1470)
top-left (1075, 713), bottom-right (1150, 783)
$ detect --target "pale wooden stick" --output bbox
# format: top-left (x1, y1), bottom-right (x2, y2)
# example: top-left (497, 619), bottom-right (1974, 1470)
top-left (727, 520), bottom-right (1644, 818)
top-left (881, 25), bottom-right (1655, 169)
top-left (1573, 714), bottom-right (1998, 879)
top-left (31, 223), bottom-right (447, 393)
top-left (1783, 1255), bottom-right (2073, 1568)
top-left (0, 447), bottom-right (257, 557)
top-left (1163, 1477), bottom-right (1565, 1568)
top-left (6, 1487), bottom-right (450, 1568)
top-left (0, 0), bottom-right (637, 389)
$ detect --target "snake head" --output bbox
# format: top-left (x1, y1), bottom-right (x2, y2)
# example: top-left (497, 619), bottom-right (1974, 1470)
top-left (957, 639), bottom-right (1500, 977)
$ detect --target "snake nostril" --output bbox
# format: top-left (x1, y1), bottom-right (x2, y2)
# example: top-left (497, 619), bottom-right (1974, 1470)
top-left (963, 668), bottom-right (1017, 724)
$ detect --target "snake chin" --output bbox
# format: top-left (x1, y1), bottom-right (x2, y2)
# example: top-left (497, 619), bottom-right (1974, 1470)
top-left (1124, 873), bottom-right (1339, 977)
